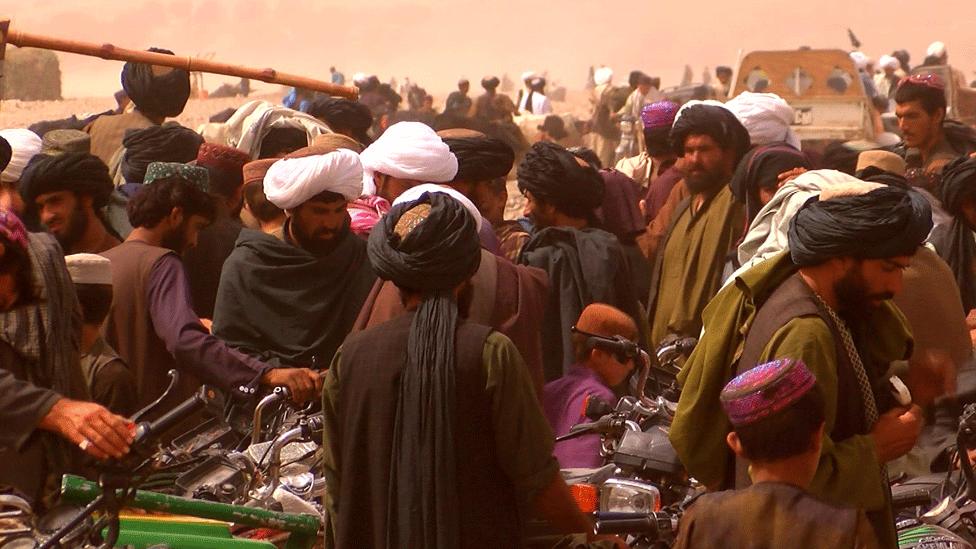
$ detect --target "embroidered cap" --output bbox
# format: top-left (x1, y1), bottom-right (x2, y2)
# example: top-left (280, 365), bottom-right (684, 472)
top-left (143, 161), bottom-right (209, 192)
top-left (720, 358), bottom-right (817, 427)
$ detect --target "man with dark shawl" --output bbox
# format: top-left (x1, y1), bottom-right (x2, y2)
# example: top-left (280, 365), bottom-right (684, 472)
top-left (182, 143), bottom-right (251, 320)
top-left (213, 146), bottom-right (375, 369)
top-left (517, 141), bottom-right (644, 382)
top-left (353, 132), bottom-right (550, 394)
top-left (647, 103), bottom-right (749, 347)
top-left (671, 184), bottom-right (935, 548)
top-left (934, 156), bottom-right (976, 314)
top-left (86, 48), bottom-right (192, 165)
top-left (323, 192), bottom-right (597, 549)
top-left (19, 152), bottom-right (121, 254)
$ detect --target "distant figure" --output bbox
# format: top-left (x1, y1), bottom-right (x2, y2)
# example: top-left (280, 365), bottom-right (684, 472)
top-left (519, 77), bottom-right (553, 115)
top-left (445, 79), bottom-right (473, 118)
top-left (537, 115), bottom-right (568, 144)
top-left (715, 66), bottom-right (733, 100)
top-left (330, 66), bottom-right (346, 86)
top-left (919, 41), bottom-right (967, 89)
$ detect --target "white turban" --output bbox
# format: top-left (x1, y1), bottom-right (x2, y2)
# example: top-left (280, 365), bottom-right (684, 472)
top-left (594, 67), bottom-right (614, 86)
top-left (724, 92), bottom-right (801, 150)
top-left (849, 51), bottom-right (870, 71)
top-left (393, 183), bottom-right (483, 232)
top-left (927, 41), bottom-right (947, 59)
top-left (879, 55), bottom-right (900, 71)
top-left (359, 121), bottom-right (458, 196)
top-left (0, 128), bottom-right (42, 183)
top-left (521, 70), bottom-right (538, 83)
top-left (263, 149), bottom-right (363, 210)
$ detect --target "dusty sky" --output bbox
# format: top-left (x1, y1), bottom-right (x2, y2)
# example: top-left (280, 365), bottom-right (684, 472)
top-left (2, 0), bottom-right (975, 98)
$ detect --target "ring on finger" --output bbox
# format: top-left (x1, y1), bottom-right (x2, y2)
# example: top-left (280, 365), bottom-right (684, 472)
top-left (79, 438), bottom-right (92, 452)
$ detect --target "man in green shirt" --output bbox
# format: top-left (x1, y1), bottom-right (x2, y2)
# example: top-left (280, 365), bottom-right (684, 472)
top-left (671, 184), bottom-right (936, 548)
top-left (647, 103), bottom-right (749, 347)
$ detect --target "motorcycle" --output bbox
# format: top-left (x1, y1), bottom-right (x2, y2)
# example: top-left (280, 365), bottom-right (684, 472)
top-left (0, 372), bottom-right (327, 549)
top-left (543, 337), bottom-right (699, 547)
top-left (891, 401), bottom-right (976, 548)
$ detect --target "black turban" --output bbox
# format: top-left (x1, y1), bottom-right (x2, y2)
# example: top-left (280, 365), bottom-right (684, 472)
top-left (730, 143), bottom-right (809, 222)
top-left (307, 97), bottom-right (374, 145)
top-left (121, 124), bottom-right (204, 184)
top-left (366, 191), bottom-right (481, 548)
top-left (19, 152), bottom-right (114, 209)
top-left (517, 141), bottom-right (605, 218)
top-left (121, 48), bottom-right (191, 118)
top-left (670, 104), bottom-right (751, 164)
top-left (0, 136), bottom-right (11, 174)
top-left (481, 76), bottom-right (500, 90)
top-left (788, 186), bottom-right (933, 266)
top-left (443, 136), bottom-right (515, 183)
top-left (939, 156), bottom-right (976, 216)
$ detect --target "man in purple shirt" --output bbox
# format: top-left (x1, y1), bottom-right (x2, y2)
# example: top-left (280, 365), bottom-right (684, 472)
top-left (543, 303), bottom-right (638, 468)
top-left (102, 162), bottom-right (322, 415)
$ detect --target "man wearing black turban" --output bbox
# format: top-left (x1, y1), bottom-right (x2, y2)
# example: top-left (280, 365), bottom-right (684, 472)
top-left (20, 152), bottom-right (121, 254)
top-left (307, 97), bottom-right (374, 146)
top-left (516, 141), bottom-right (644, 380)
top-left (86, 48), bottom-right (192, 166)
top-left (120, 124), bottom-right (204, 184)
top-left (323, 192), bottom-right (594, 549)
top-left (933, 156), bottom-right (976, 312)
top-left (672, 183), bottom-right (933, 549)
top-left (647, 104), bottom-right (749, 347)
top-left (354, 132), bottom-right (551, 397)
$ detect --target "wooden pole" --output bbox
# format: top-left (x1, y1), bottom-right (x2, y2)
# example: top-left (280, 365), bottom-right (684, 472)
top-left (3, 26), bottom-right (359, 100)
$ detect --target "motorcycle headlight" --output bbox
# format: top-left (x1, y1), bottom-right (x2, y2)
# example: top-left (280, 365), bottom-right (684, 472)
top-left (599, 479), bottom-right (661, 513)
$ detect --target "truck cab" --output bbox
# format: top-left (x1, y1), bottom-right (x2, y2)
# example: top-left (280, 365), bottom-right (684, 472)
top-left (732, 49), bottom-right (877, 148)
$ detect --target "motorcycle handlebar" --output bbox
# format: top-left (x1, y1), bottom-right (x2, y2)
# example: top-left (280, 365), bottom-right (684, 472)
top-left (133, 386), bottom-right (213, 447)
top-left (593, 512), bottom-right (672, 536)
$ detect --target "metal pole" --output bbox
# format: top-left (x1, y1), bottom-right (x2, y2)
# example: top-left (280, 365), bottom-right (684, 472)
top-left (3, 26), bottom-right (358, 100)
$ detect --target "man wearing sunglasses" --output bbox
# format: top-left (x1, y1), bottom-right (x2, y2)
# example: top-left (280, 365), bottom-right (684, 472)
top-left (542, 303), bottom-right (639, 468)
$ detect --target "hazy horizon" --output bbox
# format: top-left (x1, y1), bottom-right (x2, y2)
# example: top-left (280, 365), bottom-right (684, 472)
top-left (2, 0), bottom-right (975, 99)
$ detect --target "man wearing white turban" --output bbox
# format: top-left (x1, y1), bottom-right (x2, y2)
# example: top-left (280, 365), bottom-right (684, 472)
top-left (724, 92), bottom-right (801, 150)
top-left (591, 66), bottom-right (620, 168)
top-left (359, 121), bottom-right (458, 204)
top-left (0, 129), bottom-right (43, 215)
top-left (213, 145), bottom-right (377, 369)
top-left (874, 55), bottom-right (902, 102)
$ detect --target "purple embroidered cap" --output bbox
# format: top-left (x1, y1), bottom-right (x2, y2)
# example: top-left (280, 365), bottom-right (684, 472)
top-left (720, 358), bottom-right (817, 427)
top-left (640, 101), bottom-right (680, 130)
top-left (0, 209), bottom-right (29, 253)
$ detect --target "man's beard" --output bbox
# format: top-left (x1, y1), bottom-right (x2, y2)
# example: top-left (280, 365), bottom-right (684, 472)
top-left (833, 265), bottom-right (894, 323)
top-left (684, 165), bottom-right (726, 194)
top-left (54, 204), bottom-right (89, 251)
top-left (162, 221), bottom-right (189, 254)
top-left (292, 218), bottom-right (348, 256)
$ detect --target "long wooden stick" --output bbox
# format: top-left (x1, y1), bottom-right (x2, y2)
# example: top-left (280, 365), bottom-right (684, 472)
top-left (4, 26), bottom-right (359, 99)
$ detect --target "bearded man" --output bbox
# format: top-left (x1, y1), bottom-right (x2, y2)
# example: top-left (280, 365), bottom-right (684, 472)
top-left (671, 184), bottom-right (934, 547)
top-left (101, 162), bottom-right (322, 415)
top-left (20, 152), bottom-right (120, 254)
top-left (647, 103), bottom-right (749, 347)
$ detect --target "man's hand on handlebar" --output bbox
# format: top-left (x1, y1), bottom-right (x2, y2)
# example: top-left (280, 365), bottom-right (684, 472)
top-left (260, 368), bottom-right (323, 404)
top-left (38, 398), bottom-right (135, 460)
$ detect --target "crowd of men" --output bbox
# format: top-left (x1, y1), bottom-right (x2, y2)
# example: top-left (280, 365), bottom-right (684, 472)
top-left (0, 38), bottom-right (976, 548)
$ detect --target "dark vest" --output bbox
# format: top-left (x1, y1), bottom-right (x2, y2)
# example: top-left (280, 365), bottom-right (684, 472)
top-left (102, 241), bottom-right (199, 415)
top-left (335, 314), bottom-right (521, 549)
